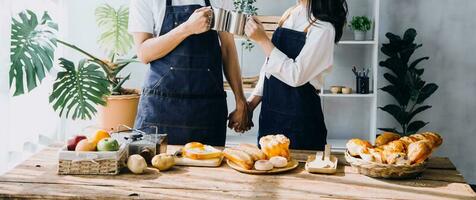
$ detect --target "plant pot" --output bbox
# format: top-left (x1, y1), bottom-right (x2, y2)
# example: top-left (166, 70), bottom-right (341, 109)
top-left (97, 93), bottom-right (140, 132)
top-left (353, 31), bottom-right (367, 41)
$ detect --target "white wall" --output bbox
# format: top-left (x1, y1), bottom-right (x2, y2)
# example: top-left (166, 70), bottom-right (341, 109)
top-left (379, 0), bottom-right (476, 184)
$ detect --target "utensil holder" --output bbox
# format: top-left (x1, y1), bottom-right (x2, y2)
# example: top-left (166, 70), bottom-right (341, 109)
top-left (356, 76), bottom-right (369, 94)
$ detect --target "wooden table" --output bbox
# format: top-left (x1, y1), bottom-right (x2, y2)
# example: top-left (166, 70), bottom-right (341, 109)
top-left (0, 145), bottom-right (474, 200)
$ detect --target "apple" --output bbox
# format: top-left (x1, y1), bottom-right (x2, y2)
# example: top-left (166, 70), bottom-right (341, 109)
top-left (97, 138), bottom-right (120, 151)
top-left (67, 135), bottom-right (87, 151)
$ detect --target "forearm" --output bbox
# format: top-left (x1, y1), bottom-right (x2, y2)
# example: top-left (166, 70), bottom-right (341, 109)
top-left (247, 95), bottom-right (262, 111)
top-left (220, 33), bottom-right (246, 104)
top-left (257, 39), bottom-right (275, 57)
top-left (136, 24), bottom-right (191, 64)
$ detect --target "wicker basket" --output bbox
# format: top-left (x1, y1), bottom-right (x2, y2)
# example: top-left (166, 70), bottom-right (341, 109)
top-left (58, 144), bottom-right (128, 175)
top-left (345, 151), bottom-right (427, 179)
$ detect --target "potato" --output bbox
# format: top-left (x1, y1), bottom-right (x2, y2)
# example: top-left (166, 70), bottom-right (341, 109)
top-left (127, 154), bottom-right (147, 174)
top-left (152, 153), bottom-right (175, 171)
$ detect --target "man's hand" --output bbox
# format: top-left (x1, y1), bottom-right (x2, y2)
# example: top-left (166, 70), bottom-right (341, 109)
top-left (182, 7), bottom-right (213, 35)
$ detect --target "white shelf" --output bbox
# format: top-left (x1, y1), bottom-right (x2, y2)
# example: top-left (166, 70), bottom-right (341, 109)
top-left (338, 40), bottom-right (376, 45)
top-left (320, 91), bottom-right (375, 98)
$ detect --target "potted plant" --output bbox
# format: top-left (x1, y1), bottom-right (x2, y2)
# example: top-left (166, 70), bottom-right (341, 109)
top-left (234, 0), bottom-right (258, 51)
top-left (10, 4), bottom-right (139, 131)
top-left (349, 16), bottom-right (372, 41)
top-left (379, 28), bottom-right (439, 135)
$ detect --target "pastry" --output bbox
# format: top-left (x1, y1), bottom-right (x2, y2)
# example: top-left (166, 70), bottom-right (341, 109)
top-left (269, 156), bottom-right (288, 168)
top-left (375, 132), bottom-right (401, 146)
top-left (384, 151), bottom-right (408, 165)
top-left (369, 148), bottom-right (384, 163)
top-left (182, 142), bottom-right (222, 160)
top-left (346, 138), bottom-right (372, 156)
top-left (254, 160), bottom-right (274, 171)
top-left (259, 135), bottom-right (291, 160)
top-left (223, 148), bottom-right (254, 170)
top-left (399, 136), bottom-right (419, 147)
top-left (358, 147), bottom-right (375, 162)
top-left (407, 140), bottom-right (432, 164)
top-left (236, 143), bottom-right (267, 161)
top-left (382, 140), bottom-right (406, 153)
top-left (419, 132), bottom-right (443, 149)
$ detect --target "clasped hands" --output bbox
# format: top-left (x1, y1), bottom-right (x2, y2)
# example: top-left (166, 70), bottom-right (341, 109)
top-left (228, 101), bottom-right (254, 133)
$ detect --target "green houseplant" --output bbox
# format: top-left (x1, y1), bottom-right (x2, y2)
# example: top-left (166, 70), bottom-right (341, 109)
top-left (10, 4), bottom-right (138, 130)
top-left (234, 0), bottom-right (258, 51)
top-left (349, 16), bottom-right (372, 41)
top-left (379, 28), bottom-right (439, 136)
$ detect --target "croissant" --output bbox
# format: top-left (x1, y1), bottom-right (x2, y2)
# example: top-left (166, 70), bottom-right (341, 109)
top-left (375, 132), bottom-right (401, 146)
top-left (407, 140), bottom-right (432, 164)
top-left (346, 138), bottom-right (372, 157)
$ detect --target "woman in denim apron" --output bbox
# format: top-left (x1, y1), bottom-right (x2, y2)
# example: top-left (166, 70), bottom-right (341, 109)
top-left (130, 0), bottom-right (251, 146)
top-left (236, 0), bottom-right (348, 150)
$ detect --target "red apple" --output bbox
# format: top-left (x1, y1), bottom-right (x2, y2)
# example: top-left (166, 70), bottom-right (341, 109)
top-left (67, 135), bottom-right (87, 151)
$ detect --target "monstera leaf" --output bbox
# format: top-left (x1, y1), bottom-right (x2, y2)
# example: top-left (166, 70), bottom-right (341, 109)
top-left (10, 10), bottom-right (58, 96)
top-left (95, 4), bottom-right (133, 56)
top-left (49, 58), bottom-right (110, 120)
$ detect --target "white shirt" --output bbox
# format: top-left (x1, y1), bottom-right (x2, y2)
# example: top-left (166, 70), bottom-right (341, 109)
top-left (251, 5), bottom-right (335, 97)
top-left (128, 0), bottom-right (233, 36)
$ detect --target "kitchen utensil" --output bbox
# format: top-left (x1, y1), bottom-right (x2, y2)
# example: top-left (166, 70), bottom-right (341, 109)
top-left (115, 125), bottom-right (168, 158)
top-left (226, 159), bottom-right (299, 174)
top-left (352, 66), bottom-right (359, 77)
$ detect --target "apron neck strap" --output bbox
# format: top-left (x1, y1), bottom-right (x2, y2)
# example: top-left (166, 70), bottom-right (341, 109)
top-left (278, 4), bottom-right (315, 33)
top-left (166, 0), bottom-right (211, 6)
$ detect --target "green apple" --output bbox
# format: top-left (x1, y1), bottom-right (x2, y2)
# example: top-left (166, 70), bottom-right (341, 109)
top-left (97, 138), bottom-right (120, 151)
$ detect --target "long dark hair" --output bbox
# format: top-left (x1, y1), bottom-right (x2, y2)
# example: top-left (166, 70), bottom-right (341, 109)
top-left (306, 0), bottom-right (348, 43)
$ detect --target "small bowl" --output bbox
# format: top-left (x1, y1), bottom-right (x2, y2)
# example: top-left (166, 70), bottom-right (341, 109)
top-left (342, 87), bottom-right (352, 94)
top-left (330, 86), bottom-right (343, 94)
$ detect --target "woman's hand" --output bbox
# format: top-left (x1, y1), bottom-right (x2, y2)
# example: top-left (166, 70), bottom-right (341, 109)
top-left (182, 7), bottom-right (213, 35)
top-left (245, 17), bottom-right (275, 56)
top-left (245, 17), bottom-right (269, 44)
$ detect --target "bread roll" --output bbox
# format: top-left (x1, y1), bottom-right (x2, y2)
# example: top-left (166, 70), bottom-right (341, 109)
top-left (420, 132), bottom-right (443, 149)
top-left (269, 156), bottom-right (288, 168)
top-left (375, 132), bottom-right (401, 146)
top-left (399, 136), bottom-right (419, 147)
top-left (254, 160), bottom-right (274, 171)
top-left (358, 147), bottom-right (375, 162)
top-left (223, 148), bottom-right (254, 170)
top-left (384, 151), bottom-right (408, 165)
top-left (369, 148), bottom-right (384, 164)
top-left (237, 144), bottom-right (267, 161)
top-left (407, 140), bottom-right (432, 164)
top-left (346, 139), bottom-right (372, 156)
top-left (259, 135), bottom-right (291, 160)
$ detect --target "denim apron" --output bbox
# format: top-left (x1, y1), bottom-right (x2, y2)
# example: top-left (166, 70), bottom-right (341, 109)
top-left (259, 15), bottom-right (327, 150)
top-left (134, 0), bottom-right (228, 146)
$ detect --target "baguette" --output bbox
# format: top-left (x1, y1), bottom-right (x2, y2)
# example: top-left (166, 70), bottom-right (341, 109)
top-left (237, 144), bottom-right (267, 161)
top-left (375, 132), bottom-right (401, 146)
top-left (223, 148), bottom-right (254, 170)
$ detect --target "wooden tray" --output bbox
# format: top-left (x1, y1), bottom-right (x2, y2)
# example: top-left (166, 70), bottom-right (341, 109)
top-left (305, 155), bottom-right (338, 174)
top-left (226, 159), bottom-right (299, 174)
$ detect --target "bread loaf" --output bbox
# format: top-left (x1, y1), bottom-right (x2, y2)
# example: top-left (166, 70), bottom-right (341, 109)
top-left (223, 148), bottom-right (254, 170)
top-left (182, 142), bottom-right (223, 160)
top-left (237, 144), bottom-right (267, 161)
top-left (407, 140), bottom-right (432, 164)
top-left (346, 138), bottom-right (372, 157)
top-left (375, 132), bottom-right (401, 146)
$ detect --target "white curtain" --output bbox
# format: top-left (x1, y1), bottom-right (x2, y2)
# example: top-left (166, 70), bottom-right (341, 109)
top-left (0, 0), bottom-right (64, 174)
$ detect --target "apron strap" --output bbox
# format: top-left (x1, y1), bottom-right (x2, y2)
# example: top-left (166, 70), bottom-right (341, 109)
top-left (278, 4), bottom-right (315, 33)
top-left (166, 0), bottom-right (172, 6)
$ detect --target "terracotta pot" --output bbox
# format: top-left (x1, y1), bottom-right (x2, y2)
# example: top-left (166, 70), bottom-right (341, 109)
top-left (97, 93), bottom-right (140, 132)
